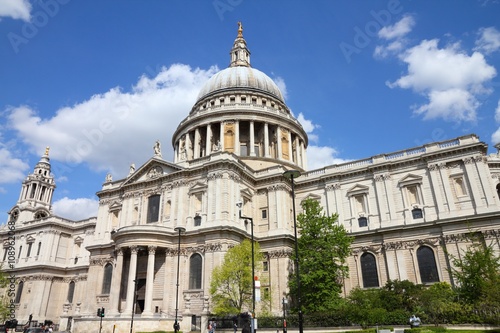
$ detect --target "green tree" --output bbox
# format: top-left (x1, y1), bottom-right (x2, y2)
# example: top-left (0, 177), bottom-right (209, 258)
top-left (209, 239), bottom-right (264, 316)
top-left (379, 279), bottom-right (422, 314)
top-left (419, 282), bottom-right (461, 325)
top-left (450, 234), bottom-right (500, 306)
top-left (0, 266), bottom-right (12, 321)
top-left (288, 198), bottom-right (353, 313)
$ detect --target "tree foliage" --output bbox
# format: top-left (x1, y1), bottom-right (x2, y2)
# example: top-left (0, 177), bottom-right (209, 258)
top-left (288, 198), bottom-right (353, 313)
top-left (450, 233), bottom-right (500, 306)
top-left (209, 239), bottom-right (263, 316)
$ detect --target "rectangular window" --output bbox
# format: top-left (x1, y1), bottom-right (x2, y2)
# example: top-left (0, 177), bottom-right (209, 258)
top-left (261, 209), bottom-right (267, 219)
top-left (146, 195), bottom-right (161, 223)
top-left (263, 261), bottom-right (268, 272)
top-left (27, 243), bottom-right (33, 257)
top-left (37, 242), bottom-right (42, 256)
top-left (358, 217), bottom-right (368, 227)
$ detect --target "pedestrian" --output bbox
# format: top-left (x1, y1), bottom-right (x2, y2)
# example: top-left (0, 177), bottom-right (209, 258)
top-left (233, 321), bottom-right (237, 333)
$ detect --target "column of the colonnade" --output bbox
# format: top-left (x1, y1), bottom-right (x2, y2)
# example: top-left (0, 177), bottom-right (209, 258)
top-left (287, 130), bottom-right (293, 162)
top-left (300, 141), bottom-right (307, 169)
top-left (194, 128), bottom-right (201, 159)
top-left (235, 120), bottom-right (240, 155)
top-left (220, 123), bottom-right (225, 151)
top-left (206, 124), bottom-right (212, 155)
top-left (277, 126), bottom-right (282, 160)
top-left (109, 248), bottom-right (124, 315)
top-left (264, 123), bottom-right (270, 157)
top-left (250, 121), bottom-right (255, 156)
top-left (142, 245), bottom-right (157, 316)
top-left (124, 246), bottom-right (138, 315)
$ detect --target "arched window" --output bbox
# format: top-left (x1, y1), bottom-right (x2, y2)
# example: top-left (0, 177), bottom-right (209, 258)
top-left (417, 246), bottom-right (439, 283)
top-left (15, 281), bottom-right (23, 303)
top-left (102, 263), bottom-right (113, 294)
top-left (189, 253), bottom-right (202, 289)
top-left (360, 252), bottom-right (379, 288)
top-left (67, 281), bottom-right (75, 303)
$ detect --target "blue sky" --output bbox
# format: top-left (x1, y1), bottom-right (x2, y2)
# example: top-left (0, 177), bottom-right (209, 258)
top-left (1, 0), bottom-right (500, 222)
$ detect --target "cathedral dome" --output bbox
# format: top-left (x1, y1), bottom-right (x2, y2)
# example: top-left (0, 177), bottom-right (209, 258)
top-left (196, 66), bottom-right (284, 103)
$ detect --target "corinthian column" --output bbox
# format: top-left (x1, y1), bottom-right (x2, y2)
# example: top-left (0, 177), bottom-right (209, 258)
top-left (124, 246), bottom-right (138, 315)
top-left (109, 248), bottom-right (124, 315)
top-left (142, 246), bottom-right (157, 316)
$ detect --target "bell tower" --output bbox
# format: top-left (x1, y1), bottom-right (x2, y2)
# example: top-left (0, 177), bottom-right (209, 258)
top-left (8, 147), bottom-right (56, 223)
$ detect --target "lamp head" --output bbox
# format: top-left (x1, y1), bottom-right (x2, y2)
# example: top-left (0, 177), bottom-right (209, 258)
top-left (236, 200), bottom-right (243, 209)
top-left (174, 226), bottom-right (186, 233)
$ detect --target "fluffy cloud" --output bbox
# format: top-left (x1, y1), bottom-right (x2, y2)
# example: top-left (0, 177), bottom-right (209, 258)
top-left (306, 145), bottom-right (350, 171)
top-left (0, 0), bottom-right (31, 21)
top-left (378, 15), bottom-right (415, 40)
top-left (7, 64), bottom-right (217, 178)
top-left (273, 76), bottom-right (288, 100)
top-left (491, 100), bottom-right (500, 144)
top-left (374, 15), bottom-right (414, 58)
top-left (386, 39), bottom-right (496, 122)
top-left (0, 147), bottom-right (29, 184)
top-left (475, 27), bottom-right (500, 55)
top-left (52, 197), bottom-right (99, 221)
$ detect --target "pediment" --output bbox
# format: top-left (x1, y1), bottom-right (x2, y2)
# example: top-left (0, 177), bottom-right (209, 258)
top-left (74, 236), bottom-right (84, 244)
top-left (346, 184), bottom-right (369, 195)
top-left (302, 193), bottom-right (321, 202)
top-left (109, 201), bottom-right (123, 212)
top-left (122, 158), bottom-right (183, 186)
top-left (398, 174), bottom-right (423, 186)
top-left (188, 181), bottom-right (207, 194)
top-left (240, 188), bottom-right (254, 200)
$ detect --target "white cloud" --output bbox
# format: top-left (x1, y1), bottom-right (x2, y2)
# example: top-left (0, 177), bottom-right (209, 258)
top-left (374, 15), bottom-right (414, 58)
top-left (0, 0), bottom-right (31, 21)
top-left (273, 76), bottom-right (288, 100)
top-left (475, 27), bottom-right (500, 55)
top-left (7, 64), bottom-right (217, 178)
top-left (413, 88), bottom-right (479, 122)
top-left (387, 39), bottom-right (496, 122)
top-left (378, 15), bottom-right (415, 40)
top-left (491, 100), bottom-right (500, 144)
top-left (494, 100), bottom-right (500, 123)
top-left (52, 197), bottom-right (99, 221)
top-left (306, 145), bottom-right (350, 171)
top-left (0, 147), bottom-right (29, 184)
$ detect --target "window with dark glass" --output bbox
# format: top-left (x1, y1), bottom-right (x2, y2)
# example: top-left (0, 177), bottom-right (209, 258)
top-left (360, 253), bottom-right (379, 288)
top-left (189, 253), bottom-right (203, 289)
top-left (67, 281), bottom-right (75, 303)
top-left (102, 263), bottom-right (113, 294)
top-left (358, 217), bottom-right (368, 227)
top-left (412, 208), bottom-right (423, 219)
top-left (261, 209), bottom-right (267, 219)
top-left (146, 195), bottom-right (161, 223)
top-left (417, 246), bottom-right (439, 283)
top-left (263, 261), bottom-right (268, 272)
top-left (27, 243), bottom-right (33, 257)
top-left (194, 214), bottom-right (202, 226)
top-left (15, 281), bottom-right (23, 303)
top-left (37, 242), bottom-right (42, 256)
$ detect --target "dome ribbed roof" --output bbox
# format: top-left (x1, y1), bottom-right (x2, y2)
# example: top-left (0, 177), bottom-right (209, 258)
top-left (196, 66), bottom-right (284, 102)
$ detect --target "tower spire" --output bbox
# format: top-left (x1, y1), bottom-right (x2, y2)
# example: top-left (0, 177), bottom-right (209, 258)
top-left (8, 147), bottom-right (56, 223)
top-left (229, 21), bottom-right (251, 67)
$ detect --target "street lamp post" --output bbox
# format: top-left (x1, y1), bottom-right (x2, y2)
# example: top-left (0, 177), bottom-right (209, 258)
top-left (282, 297), bottom-right (288, 333)
top-left (236, 201), bottom-right (255, 333)
top-left (130, 279), bottom-right (138, 333)
top-left (283, 170), bottom-right (303, 333)
top-left (174, 227), bottom-right (186, 333)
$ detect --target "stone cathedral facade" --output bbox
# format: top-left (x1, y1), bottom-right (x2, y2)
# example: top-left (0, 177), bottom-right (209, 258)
top-left (3, 24), bottom-right (500, 333)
